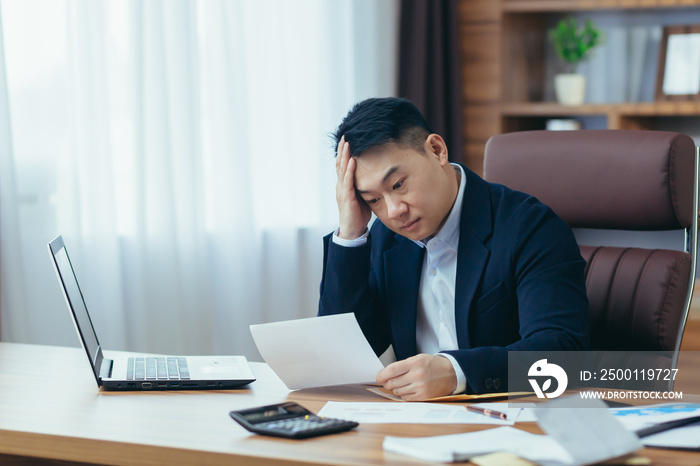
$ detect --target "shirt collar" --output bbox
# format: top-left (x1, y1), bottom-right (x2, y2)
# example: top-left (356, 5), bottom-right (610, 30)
top-left (411, 163), bottom-right (465, 249)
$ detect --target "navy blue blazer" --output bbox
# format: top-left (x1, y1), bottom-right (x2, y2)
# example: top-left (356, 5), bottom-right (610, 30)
top-left (318, 165), bottom-right (589, 394)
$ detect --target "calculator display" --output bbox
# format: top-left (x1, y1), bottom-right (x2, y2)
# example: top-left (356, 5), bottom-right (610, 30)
top-left (238, 402), bottom-right (311, 424)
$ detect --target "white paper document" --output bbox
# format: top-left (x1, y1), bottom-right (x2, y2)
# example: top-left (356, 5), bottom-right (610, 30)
top-left (250, 314), bottom-right (385, 390)
top-left (508, 403), bottom-right (538, 422)
top-left (318, 402), bottom-right (515, 425)
top-left (383, 397), bottom-right (642, 465)
top-left (535, 397), bottom-right (642, 465)
top-left (383, 427), bottom-right (571, 463)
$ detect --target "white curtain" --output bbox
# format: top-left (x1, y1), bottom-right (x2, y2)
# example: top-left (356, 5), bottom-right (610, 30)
top-left (0, 0), bottom-right (398, 359)
top-left (0, 4), bottom-right (28, 344)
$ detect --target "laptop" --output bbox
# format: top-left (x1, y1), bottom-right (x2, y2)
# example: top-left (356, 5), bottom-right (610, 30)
top-left (48, 235), bottom-right (256, 390)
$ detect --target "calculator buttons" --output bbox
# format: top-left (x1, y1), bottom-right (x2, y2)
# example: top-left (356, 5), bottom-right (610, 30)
top-left (230, 402), bottom-right (359, 439)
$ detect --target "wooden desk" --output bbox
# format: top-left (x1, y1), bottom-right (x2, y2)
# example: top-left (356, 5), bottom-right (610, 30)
top-left (0, 342), bottom-right (699, 466)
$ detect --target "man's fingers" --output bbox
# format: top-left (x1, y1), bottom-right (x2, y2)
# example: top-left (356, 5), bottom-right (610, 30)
top-left (335, 135), bottom-right (345, 173)
top-left (393, 386), bottom-right (416, 399)
top-left (343, 155), bottom-right (356, 188)
top-left (377, 360), bottom-right (410, 385)
top-left (383, 375), bottom-right (411, 391)
top-left (399, 392), bottom-right (422, 401)
top-left (338, 142), bottom-right (350, 180)
top-left (337, 135), bottom-right (344, 155)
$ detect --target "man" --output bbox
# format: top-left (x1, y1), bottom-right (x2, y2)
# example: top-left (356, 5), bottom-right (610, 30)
top-left (318, 97), bottom-right (589, 400)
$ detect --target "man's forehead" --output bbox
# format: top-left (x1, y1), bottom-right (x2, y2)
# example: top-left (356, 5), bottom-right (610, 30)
top-left (355, 154), bottom-right (402, 172)
top-left (354, 144), bottom-right (412, 170)
top-left (353, 144), bottom-right (420, 191)
top-left (355, 162), bottom-right (401, 194)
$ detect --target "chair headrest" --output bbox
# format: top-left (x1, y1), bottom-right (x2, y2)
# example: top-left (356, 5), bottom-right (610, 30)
top-left (483, 130), bottom-right (696, 230)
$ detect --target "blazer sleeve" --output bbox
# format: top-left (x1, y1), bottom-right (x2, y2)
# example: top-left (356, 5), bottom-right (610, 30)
top-left (442, 200), bottom-right (590, 394)
top-left (318, 233), bottom-right (392, 356)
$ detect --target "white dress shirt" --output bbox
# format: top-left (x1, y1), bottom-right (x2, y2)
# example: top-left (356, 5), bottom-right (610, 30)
top-left (332, 164), bottom-right (467, 394)
top-left (411, 164), bottom-right (466, 393)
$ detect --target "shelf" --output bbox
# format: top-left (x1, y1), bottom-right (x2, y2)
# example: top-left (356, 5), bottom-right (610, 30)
top-left (501, 101), bottom-right (700, 117)
top-left (458, 0), bottom-right (700, 173)
top-left (503, 0), bottom-right (700, 13)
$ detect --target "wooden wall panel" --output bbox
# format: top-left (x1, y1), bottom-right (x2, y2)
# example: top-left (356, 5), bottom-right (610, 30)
top-left (461, 23), bottom-right (500, 102)
top-left (462, 105), bottom-right (501, 173)
top-left (501, 14), bottom-right (546, 103)
top-left (464, 105), bottom-right (501, 143)
top-left (459, 0), bottom-right (501, 173)
top-left (465, 143), bottom-right (486, 177)
top-left (458, 0), bottom-right (500, 22)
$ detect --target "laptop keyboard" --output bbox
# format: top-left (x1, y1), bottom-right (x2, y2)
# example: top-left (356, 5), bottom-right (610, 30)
top-left (126, 357), bottom-right (190, 380)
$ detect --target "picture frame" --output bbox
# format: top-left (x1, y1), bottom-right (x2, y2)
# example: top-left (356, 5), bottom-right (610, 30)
top-left (656, 25), bottom-right (700, 101)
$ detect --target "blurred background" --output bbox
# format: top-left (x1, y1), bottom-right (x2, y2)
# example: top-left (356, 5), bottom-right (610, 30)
top-left (0, 0), bottom-right (405, 359)
top-left (2, 0), bottom-right (700, 361)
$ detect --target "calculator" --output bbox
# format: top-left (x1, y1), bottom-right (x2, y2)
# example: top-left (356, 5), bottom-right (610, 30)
top-left (229, 402), bottom-right (359, 439)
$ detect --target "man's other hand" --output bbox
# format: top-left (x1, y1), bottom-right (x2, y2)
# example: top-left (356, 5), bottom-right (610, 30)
top-left (376, 354), bottom-right (458, 401)
top-left (335, 135), bottom-right (371, 240)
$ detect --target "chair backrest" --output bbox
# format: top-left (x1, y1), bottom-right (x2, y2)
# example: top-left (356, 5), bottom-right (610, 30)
top-left (483, 130), bottom-right (697, 355)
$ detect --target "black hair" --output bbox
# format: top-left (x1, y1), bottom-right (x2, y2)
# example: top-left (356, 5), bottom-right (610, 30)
top-left (332, 97), bottom-right (433, 157)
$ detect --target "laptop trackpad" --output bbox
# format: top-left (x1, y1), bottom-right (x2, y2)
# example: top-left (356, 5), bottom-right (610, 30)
top-left (190, 356), bottom-right (253, 379)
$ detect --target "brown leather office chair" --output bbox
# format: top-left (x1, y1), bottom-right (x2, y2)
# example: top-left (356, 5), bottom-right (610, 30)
top-left (483, 130), bottom-right (698, 387)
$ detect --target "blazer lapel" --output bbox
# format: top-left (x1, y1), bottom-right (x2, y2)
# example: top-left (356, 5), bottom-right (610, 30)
top-left (384, 237), bottom-right (425, 360)
top-left (454, 166), bottom-right (493, 350)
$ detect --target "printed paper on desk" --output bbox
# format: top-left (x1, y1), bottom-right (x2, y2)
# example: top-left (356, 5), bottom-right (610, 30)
top-left (642, 422), bottom-right (700, 450)
top-left (610, 403), bottom-right (700, 450)
top-left (610, 403), bottom-right (700, 431)
top-left (367, 386), bottom-right (531, 402)
top-left (250, 314), bottom-right (385, 390)
top-left (318, 401), bottom-right (515, 425)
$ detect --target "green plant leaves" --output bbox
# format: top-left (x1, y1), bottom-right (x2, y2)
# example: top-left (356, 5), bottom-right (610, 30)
top-left (549, 17), bottom-right (604, 72)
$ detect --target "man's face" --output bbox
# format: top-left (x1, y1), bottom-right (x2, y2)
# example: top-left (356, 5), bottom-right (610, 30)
top-left (353, 139), bottom-right (457, 242)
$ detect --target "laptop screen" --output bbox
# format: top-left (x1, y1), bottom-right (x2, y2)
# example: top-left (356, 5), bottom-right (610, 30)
top-left (49, 237), bottom-right (101, 375)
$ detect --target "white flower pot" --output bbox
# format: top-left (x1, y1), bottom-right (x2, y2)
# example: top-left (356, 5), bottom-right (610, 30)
top-left (554, 73), bottom-right (586, 106)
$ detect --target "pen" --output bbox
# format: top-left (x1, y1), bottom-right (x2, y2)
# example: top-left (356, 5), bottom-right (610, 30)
top-left (466, 405), bottom-right (508, 421)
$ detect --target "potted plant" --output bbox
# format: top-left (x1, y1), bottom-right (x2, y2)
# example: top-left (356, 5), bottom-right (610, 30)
top-left (549, 17), bottom-right (604, 105)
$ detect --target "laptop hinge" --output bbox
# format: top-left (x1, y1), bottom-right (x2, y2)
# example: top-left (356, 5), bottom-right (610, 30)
top-left (100, 358), bottom-right (113, 380)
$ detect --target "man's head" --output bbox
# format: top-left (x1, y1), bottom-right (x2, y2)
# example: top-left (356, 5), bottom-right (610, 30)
top-left (333, 97), bottom-right (460, 242)
top-left (332, 97), bottom-right (432, 157)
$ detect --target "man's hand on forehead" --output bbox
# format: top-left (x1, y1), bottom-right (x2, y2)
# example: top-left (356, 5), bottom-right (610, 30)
top-left (335, 135), bottom-right (372, 240)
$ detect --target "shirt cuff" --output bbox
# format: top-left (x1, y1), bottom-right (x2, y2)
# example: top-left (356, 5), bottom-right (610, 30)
top-left (437, 353), bottom-right (467, 395)
top-left (331, 227), bottom-right (369, 247)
